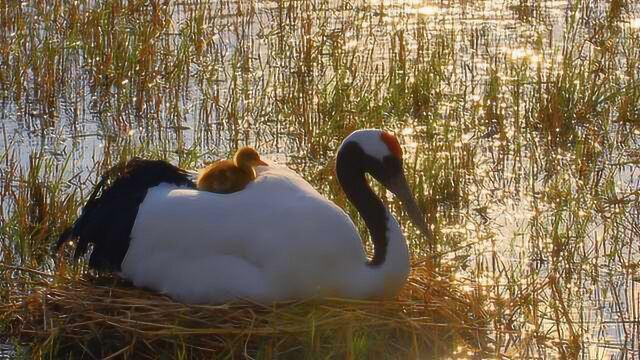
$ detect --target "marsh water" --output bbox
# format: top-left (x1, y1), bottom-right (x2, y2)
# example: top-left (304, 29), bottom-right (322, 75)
top-left (1, 0), bottom-right (640, 358)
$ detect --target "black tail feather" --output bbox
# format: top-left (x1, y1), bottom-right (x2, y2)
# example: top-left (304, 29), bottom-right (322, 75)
top-left (54, 174), bottom-right (109, 254)
top-left (55, 158), bottom-right (195, 271)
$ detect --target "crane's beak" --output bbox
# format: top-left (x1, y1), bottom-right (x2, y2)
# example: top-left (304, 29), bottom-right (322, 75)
top-left (386, 174), bottom-right (435, 249)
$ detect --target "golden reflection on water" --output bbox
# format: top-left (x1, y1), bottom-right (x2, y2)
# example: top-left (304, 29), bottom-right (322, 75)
top-left (369, 0), bottom-right (424, 5)
top-left (508, 47), bottom-right (543, 66)
top-left (406, 6), bottom-right (440, 16)
top-left (3, 0), bottom-right (639, 357)
top-left (368, 0), bottom-right (441, 17)
top-left (401, 127), bottom-right (414, 136)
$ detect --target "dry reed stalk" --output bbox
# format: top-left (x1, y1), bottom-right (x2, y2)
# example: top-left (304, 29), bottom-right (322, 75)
top-left (1, 263), bottom-right (494, 358)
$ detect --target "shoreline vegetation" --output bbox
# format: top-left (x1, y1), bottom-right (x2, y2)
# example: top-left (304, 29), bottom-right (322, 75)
top-left (2, 263), bottom-right (493, 358)
top-left (1, 0), bottom-right (639, 358)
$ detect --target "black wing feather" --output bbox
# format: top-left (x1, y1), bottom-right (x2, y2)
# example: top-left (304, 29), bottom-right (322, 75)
top-left (55, 158), bottom-right (195, 271)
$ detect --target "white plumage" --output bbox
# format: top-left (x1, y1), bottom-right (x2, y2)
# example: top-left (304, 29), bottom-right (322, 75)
top-left (122, 163), bottom-right (409, 304)
top-left (59, 129), bottom-right (428, 304)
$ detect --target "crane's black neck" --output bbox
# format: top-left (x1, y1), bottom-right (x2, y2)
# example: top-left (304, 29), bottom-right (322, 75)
top-left (336, 142), bottom-right (389, 267)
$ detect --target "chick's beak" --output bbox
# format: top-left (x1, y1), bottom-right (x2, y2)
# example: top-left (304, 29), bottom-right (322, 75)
top-left (256, 159), bottom-right (269, 166)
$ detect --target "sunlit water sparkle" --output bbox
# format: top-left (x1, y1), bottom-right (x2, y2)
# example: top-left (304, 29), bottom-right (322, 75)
top-left (1, 0), bottom-right (639, 358)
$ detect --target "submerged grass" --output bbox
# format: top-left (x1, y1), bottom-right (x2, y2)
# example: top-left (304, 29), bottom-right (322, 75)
top-left (1, 0), bottom-right (640, 358)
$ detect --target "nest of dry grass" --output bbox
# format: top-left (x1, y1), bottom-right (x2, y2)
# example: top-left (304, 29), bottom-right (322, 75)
top-left (1, 263), bottom-right (492, 358)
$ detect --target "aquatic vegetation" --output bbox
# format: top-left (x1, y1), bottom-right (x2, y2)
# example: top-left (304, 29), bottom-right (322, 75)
top-left (1, 0), bottom-right (639, 358)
